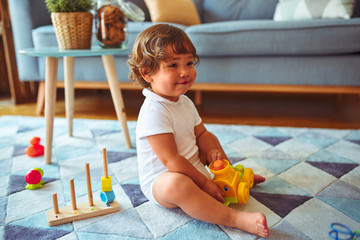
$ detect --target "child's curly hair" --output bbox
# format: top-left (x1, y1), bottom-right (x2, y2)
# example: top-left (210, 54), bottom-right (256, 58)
top-left (128, 24), bottom-right (200, 89)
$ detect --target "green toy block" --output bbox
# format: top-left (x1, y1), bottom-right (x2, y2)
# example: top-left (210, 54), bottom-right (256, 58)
top-left (101, 176), bottom-right (112, 192)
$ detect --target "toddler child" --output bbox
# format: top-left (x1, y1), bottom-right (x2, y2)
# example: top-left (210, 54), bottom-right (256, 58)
top-left (128, 24), bottom-right (269, 238)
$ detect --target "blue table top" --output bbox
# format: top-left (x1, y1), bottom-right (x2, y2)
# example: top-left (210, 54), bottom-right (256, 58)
top-left (19, 46), bottom-right (128, 57)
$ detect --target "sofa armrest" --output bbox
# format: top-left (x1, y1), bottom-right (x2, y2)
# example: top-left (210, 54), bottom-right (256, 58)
top-left (9, 0), bottom-right (51, 81)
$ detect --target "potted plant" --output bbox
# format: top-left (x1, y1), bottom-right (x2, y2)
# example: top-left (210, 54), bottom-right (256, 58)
top-left (45, 0), bottom-right (95, 49)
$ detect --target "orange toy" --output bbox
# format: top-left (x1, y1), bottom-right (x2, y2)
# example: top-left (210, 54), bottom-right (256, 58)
top-left (212, 159), bottom-right (225, 171)
top-left (209, 159), bottom-right (254, 206)
top-left (25, 137), bottom-right (44, 157)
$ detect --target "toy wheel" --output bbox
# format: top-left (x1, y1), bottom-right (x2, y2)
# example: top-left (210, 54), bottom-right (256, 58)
top-left (237, 182), bottom-right (249, 204)
top-left (243, 168), bottom-right (254, 188)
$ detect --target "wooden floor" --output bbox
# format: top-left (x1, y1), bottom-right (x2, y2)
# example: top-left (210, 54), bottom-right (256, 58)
top-left (0, 89), bottom-right (360, 129)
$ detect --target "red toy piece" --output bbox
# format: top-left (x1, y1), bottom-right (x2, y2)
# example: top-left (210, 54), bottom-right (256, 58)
top-left (25, 169), bottom-right (42, 184)
top-left (25, 137), bottom-right (44, 157)
top-left (25, 168), bottom-right (44, 190)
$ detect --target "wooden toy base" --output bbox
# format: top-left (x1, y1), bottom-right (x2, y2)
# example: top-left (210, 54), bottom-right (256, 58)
top-left (46, 199), bottom-right (120, 226)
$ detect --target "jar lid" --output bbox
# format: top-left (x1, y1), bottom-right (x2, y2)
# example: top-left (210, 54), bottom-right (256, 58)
top-left (119, 1), bottom-right (145, 22)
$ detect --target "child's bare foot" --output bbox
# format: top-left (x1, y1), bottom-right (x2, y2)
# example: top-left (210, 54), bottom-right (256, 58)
top-left (236, 212), bottom-right (269, 238)
top-left (254, 174), bottom-right (266, 185)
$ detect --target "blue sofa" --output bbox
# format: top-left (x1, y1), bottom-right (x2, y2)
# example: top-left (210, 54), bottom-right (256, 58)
top-left (9, 0), bottom-right (360, 107)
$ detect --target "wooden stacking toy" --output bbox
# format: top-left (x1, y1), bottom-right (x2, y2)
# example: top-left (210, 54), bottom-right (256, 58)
top-left (46, 148), bottom-right (119, 226)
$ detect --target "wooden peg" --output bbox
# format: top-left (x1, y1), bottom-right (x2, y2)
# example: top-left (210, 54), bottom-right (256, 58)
top-left (102, 148), bottom-right (109, 178)
top-left (52, 193), bottom-right (59, 214)
top-left (85, 163), bottom-right (94, 207)
top-left (69, 179), bottom-right (77, 210)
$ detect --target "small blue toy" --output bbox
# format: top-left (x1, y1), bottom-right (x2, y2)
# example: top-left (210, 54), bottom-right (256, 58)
top-left (329, 223), bottom-right (360, 240)
top-left (100, 190), bottom-right (115, 204)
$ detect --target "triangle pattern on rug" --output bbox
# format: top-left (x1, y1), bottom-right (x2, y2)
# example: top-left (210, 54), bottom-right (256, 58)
top-left (317, 180), bottom-right (360, 200)
top-left (208, 125), bottom-right (248, 145)
top-left (344, 130), bottom-right (360, 146)
top-left (250, 192), bottom-right (312, 218)
top-left (160, 220), bottom-right (230, 240)
top-left (253, 128), bottom-right (292, 146)
top-left (306, 161), bottom-right (359, 178)
top-left (252, 176), bottom-right (311, 196)
top-left (228, 157), bottom-right (246, 165)
top-left (347, 139), bottom-right (360, 146)
top-left (297, 130), bottom-right (338, 148)
top-left (254, 136), bottom-right (291, 146)
top-left (5, 225), bottom-right (71, 240)
top-left (121, 184), bottom-right (149, 207)
top-left (0, 196), bottom-right (6, 223)
top-left (77, 231), bottom-right (140, 240)
top-left (79, 208), bottom-right (153, 239)
top-left (269, 219), bottom-right (312, 240)
top-left (254, 158), bottom-right (300, 175)
top-left (17, 126), bottom-right (36, 133)
top-left (107, 151), bottom-right (137, 164)
top-left (55, 147), bottom-right (93, 161)
top-left (9, 211), bottom-right (73, 231)
top-left (306, 149), bottom-right (356, 164)
top-left (317, 196), bottom-right (360, 222)
top-left (12, 145), bottom-right (26, 157)
top-left (91, 129), bottom-right (120, 137)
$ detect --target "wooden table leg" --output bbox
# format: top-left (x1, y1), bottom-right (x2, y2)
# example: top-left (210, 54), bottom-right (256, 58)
top-left (101, 54), bottom-right (132, 148)
top-left (64, 56), bottom-right (75, 136)
top-left (44, 56), bottom-right (58, 164)
top-left (35, 82), bottom-right (45, 115)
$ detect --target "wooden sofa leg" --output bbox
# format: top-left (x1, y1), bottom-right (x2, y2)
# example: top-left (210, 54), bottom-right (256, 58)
top-left (36, 82), bottom-right (45, 115)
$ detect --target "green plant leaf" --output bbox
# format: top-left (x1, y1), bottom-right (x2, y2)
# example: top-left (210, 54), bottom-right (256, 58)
top-left (45, 0), bottom-right (95, 12)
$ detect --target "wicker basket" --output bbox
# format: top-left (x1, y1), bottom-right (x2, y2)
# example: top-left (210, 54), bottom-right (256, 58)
top-left (51, 12), bottom-right (93, 49)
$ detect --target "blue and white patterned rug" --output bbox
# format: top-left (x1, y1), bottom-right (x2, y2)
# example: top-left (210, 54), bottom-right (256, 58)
top-left (1, 115), bottom-right (360, 240)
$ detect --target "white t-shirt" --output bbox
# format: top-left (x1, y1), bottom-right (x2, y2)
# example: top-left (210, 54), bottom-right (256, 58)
top-left (136, 89), bottom-right (211, 202)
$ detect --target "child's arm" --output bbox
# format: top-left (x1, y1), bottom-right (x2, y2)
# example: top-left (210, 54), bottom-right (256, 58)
top-left (147, 133), bottom-right (224, 203)
top-left (195, 123), bottom-right (227, 165)
top-left (195, 123), bottom-right (266, 185)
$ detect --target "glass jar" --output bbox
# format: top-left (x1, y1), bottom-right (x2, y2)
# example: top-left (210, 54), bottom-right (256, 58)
top-left (96, 0), bottom-right (126, 48)
top-left (96, 0), bottom-right (145, 48)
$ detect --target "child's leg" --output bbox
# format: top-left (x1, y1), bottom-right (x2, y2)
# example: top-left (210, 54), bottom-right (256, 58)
top-left (152, 171), bottom-right (269, 238)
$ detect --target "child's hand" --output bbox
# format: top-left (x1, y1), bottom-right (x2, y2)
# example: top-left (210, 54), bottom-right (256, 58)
top-left (202, 180), bottom-right (225, 203)
top-left (207, 149), bottom-right (226, 164)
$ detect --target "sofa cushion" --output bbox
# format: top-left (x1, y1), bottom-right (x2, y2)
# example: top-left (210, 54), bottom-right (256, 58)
top-left (194, 55), bottom-right (360, 86)
top-left (144, 0), bottom-right (201, 26)
top-left (273, 0), bottom-right (356, 21)
top-left (185, 18), bottom-right (360, 56)
top-left (202, 0), bottom-right (279, 23)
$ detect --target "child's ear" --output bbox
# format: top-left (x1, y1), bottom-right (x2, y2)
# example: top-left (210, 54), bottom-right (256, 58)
top-left (140, 68), bottom-right (152, 83)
